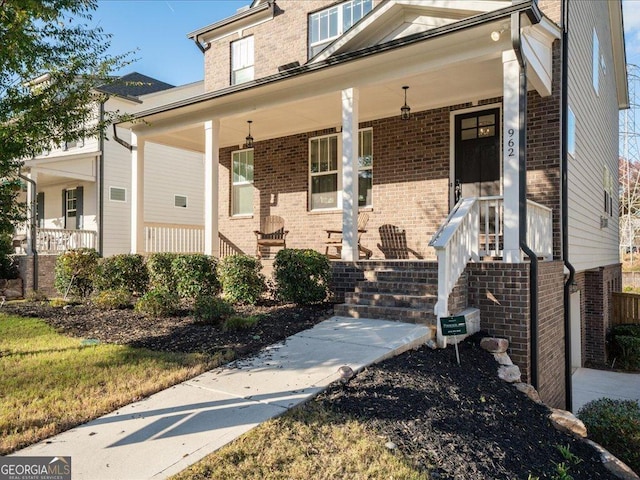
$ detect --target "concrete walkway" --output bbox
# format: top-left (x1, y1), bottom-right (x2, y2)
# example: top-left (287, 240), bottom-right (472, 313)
top-left (572, 367), bottom-right (640, 412)
top-left (13, 317), bottom-right (432, 480)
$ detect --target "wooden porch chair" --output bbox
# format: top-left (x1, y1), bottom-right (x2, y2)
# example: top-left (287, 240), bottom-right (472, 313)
top-left (254, 215), bottom-right (288, 259)
top-left (324, 212), bottom-right (372, 259)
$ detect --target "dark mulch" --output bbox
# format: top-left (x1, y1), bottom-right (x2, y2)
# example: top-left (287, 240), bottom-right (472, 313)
top-left (2, 302), bottom-right (620, 479)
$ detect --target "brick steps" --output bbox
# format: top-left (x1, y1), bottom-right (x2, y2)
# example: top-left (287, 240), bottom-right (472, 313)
top-left (336, 264), bottom-right (439, 325)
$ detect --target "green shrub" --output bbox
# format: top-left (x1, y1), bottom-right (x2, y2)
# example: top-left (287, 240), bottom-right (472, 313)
top-left (223, 315), bottom-right (259, 332)
top-left (172, 254), bottom-right (219, 300)
top-left (49, 298), bottom-right (72, 308)
top-left (54, 248), bottom-right (100, 299)
top-left (217, 254), bottom-right (266, 305)
top-left (93, 288), bottom-right (132, 310)
top-left (135, 288), bottom-right (180, 317)
top-left (146, 253), bottom-right (179, 290)
top-left (94, 254), bottom-right (148, 294)
top-left (577, 398), bottom-right (640, 473)
top-left (0, 232), bottom-right (18, 279)
top-left (273, 249), bottom-right (331, 305)
top-left (612, 324), bottom-right (640, 338)
top-left (193, 296), bottom-right (234, 326)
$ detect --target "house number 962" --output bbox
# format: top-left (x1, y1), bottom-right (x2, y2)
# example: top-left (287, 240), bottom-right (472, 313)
top-left (507, 128), bottom-right (515, 157)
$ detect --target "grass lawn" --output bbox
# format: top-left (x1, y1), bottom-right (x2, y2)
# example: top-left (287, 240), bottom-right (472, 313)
top-left (0, 313), bottom-right (224, 455)
top-left (171, 401), bottom-right (427, 480)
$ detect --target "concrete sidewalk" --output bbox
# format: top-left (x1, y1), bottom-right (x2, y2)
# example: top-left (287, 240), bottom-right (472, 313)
top-left (13, 317), bottom-right (432, 480)
top-left (572, 367), bottom-right (640, 412)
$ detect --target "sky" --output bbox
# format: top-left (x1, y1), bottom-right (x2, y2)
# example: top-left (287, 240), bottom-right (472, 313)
top-left (90, 1), bottom-right (252, 86)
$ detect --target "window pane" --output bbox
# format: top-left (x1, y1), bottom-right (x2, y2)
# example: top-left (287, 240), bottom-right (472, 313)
top-left (320, 10), bottom-right (329, 40)
top-left (344, 2), bottom-right (353, 31)
top-left (311, 174), bottom-right (337, 209)
top-left (461, 129), bottom-right (477, 140)
top-left (329, 135), bottom-right (338, 171)
top-left (360, 130), bottom-right (372, 157)
top-left (478, 114), bottom-right (495, 127)
top-left (319, 137), bottom-right (328, 172)
top-left (233, 184), bottom-right (253, 215)
top-left (310, 15), bottom-right (319, 44)
top-left (478, 125), bottom-right (495, 137)
top-left (310, 139), bottom-right (319, 173)
top-left (328, 7), bottom-right (339, 37)
top-left (233, 66), bottom-right (254, 85)
top-left (358, 170), bottom-right (372, 207)
top-left (245, 151), bottom-right (254, 182)
top-left (461, 117), bottom-right (477, 129)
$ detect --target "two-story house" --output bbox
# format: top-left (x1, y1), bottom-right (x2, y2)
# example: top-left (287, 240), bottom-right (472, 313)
top-left (117, 0), bottom-right (628, 410)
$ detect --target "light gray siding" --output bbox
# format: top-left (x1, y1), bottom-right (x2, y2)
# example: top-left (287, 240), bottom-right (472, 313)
top-left (567, 0), bottom-right (621, 272)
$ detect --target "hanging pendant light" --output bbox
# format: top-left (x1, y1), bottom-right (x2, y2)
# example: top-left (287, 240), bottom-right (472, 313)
top-left (245, 120), bottom-right (254, 148)
top-left (400, 86), bottom-right (411, 121)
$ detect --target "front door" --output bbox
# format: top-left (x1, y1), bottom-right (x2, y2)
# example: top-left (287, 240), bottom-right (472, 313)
top-left (453, 108), bottom-right (501, 204)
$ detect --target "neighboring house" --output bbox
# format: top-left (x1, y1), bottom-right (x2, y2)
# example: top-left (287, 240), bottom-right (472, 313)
top-left (115, 0), bottom-right (627, 410)
top-left (16, 72), bottom-right (205, 262)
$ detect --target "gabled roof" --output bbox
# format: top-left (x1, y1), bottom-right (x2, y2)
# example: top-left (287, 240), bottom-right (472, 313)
top-left (96, 72), bottom-right (174, 100)
top-left (310, 0), bottom-right (513, 63)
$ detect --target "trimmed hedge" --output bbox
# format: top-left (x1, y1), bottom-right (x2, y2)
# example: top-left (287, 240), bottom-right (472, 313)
top-left (93, 288), bottom-right (132, 310)
top-left (54, 249), bottom-right (100, 299)
top-left (146, 253), bottom-right (179, 290)
top-left (172, 254), bottom-right (219, 300)
top-left (193, 296), bottom-right (234, 326)
top-left (273, 249), bottom-right (331, 305)
top-left (577, 398), bottom-right (640, 473)
top-left (135, 288), bottom-right (180, 317)
top-left (0, 232), bottom-right (18, 279)
top-left (94, 254), bottom-right (148, 294)
top-left (218, 254), bottom-right (266, 305)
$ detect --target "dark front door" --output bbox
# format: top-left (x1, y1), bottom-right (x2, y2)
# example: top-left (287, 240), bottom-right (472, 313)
top-left (453, 108), bottom-right (501, 204)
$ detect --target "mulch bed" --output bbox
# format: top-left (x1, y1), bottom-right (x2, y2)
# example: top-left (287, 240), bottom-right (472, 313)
top-left (2, 302), bottom-right (620, 479)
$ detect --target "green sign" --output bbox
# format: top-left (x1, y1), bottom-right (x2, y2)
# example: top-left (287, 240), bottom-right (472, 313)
top-left (440, 315), bottom-right (467, 336)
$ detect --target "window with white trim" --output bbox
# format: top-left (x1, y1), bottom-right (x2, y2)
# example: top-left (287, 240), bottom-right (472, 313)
top-left (231, 36), bottom-right (254, 85)
top-left (174, 195), bottom-right (188, 208)
top-left (567, 106), bottom-right (576, 157)
top-left (232, 149), bottom-right (254, 216)
top-left (66, 188), bottom-right (77, 218)
top-left (109, 187), bottom-right (126, 202)
top-left (358, 129), bottom-right (373, 207)
top-left (309, 129), bottom-right (373, 210)
top-left (603, 166), bottom-right (614, 217)
top-left (308, 0), bottom-right (373, 57)
top-left (592, 29), bottom-right (599, 94)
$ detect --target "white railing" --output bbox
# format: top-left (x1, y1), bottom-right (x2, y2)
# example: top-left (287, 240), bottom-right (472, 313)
top-left (144, 223), bottom-right (204, 254)
top-left (478, 196), bottom-right (503, 258)
top-left (429, 197), bottom-right (480, 345)
top-left (526, 199), bottom-right (553, 260)
top-left (36, 228), bottom-right (97, 254)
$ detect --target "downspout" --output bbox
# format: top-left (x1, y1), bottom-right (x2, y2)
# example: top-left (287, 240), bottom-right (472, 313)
top-left (98, 101), bottom-right (105, 256)
top-left (512, 12), bottom-right (539, 389)
top-left (112, 124), bottom-right (133, 151)
top-left (561, 0), bottom-right (576, 411)
top-left (18, 171), bottom-right (37, 291)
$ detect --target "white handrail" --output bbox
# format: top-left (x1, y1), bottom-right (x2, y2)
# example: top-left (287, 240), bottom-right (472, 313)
top-left (36, 228), bottom-right (96, 254)
top-left (429, 197), bottom-right (479, 346)
top-left (526, 200), bottom-right (553, 260)
top-left (144, 223), bottom-right (205, 254)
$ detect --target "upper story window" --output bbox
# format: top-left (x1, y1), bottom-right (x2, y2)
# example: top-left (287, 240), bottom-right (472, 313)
top-left (231, 36), bottom-right (254, 85)
top-left (308, 0), bottom-right (373, 58)
top-left (567, 106), bottom-right (576, 157)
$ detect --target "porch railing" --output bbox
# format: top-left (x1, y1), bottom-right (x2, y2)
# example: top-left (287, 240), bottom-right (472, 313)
top-left (36, 228), bottom-right (97, 254)
top-left (144, 223), bottom-right (204, 254)
top-left (429, 195), bottom-right (553, 343)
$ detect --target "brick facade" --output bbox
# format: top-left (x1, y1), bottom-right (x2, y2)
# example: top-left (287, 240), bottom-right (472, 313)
top-left (17, 255), bottom-right (58, 297)
top-left (204, 0), bottom-right (383, 92)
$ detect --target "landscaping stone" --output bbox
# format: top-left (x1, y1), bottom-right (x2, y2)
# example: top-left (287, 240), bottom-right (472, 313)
top-left (549, 408), bottom-right (587, 438)
top-left (497, 364), bottom-right (521, 383)
top-left (480, 337), bottom-right (509, 353)
top-left (493, 352), bottom-right (513, 366)
top-left (584, 439), bottom-right (640, 480)
top-left (0, 278), bottom-right (22, 300)
top-left (513, 382), bottom-right (543, 404)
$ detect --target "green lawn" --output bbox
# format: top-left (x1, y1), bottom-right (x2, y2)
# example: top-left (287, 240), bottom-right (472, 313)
top-left (0, 313), bottom-right (223, 455)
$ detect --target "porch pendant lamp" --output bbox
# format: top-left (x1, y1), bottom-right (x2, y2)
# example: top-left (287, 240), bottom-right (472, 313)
top-left (400, 86), bottom-right (411, 121)
top-left (245, 120), bottom-right (254, 148)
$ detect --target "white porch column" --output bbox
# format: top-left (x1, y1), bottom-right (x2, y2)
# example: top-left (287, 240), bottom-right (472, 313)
top-left (130, 133), bottom-right (145, 254)
top-left (502, 50), bottom-right (521, 263)
top-left (26, 169), bottom-right (38, 255)
top-left (204, 120), bottom-right (220, 257)
top-left (341, 87), bottom-right (359, 261)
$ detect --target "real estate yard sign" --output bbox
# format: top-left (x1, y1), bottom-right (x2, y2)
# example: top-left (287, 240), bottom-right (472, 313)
top-left (440, 315), bottom-right (467, 364)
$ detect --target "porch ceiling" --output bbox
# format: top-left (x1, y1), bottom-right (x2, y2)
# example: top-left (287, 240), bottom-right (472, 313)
top-left (132, 16), bottom-right (536, 153)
